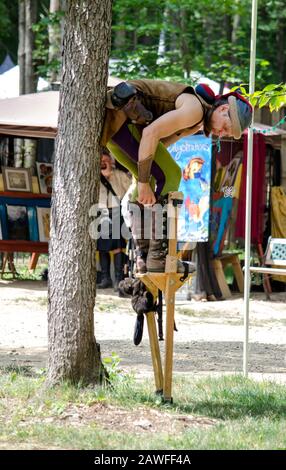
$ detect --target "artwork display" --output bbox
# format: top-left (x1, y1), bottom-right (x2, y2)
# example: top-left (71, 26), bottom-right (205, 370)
top-left (2, 167), bottom-right (32, 192)
top-left (36, 207), bottom-right (50, 242)
top-left (27, 206), bottom-right (39, 242)
top-left (210, 193), bottom-right (233, 256)
top-left (6, 205), bottom-right (29, 241)
top-left (265, 237), bottom-right (286, 266)
top-left (0, 205), bottom-right (8, 239)
top-left (0, 163), bottom-right (52, 244)
top-left (168, 134), bottom-right (212, 242)
top-left (220, 156), bottom-right (242, 192)
top-left (36, 162), bottom-right (53, 194)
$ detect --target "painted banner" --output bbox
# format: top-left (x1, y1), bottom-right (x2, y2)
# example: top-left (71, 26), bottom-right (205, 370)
top-left (168, 134), bottom-right (212, 242)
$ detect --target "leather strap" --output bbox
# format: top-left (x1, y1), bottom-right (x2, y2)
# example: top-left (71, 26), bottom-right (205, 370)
top-left (138, 155), bottom-right (153, 183)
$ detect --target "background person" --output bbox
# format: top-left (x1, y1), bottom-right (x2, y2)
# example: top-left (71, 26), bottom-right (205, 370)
top-left (97, 148), bottom-right (131, 292)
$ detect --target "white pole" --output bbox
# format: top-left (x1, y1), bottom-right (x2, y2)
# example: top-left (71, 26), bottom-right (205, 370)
top-left (243, 0), bottom-right (258, 377)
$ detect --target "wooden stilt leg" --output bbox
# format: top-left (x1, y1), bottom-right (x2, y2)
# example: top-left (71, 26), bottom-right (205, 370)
top-left (146, 311), bottom-right (163, 393)
top-left (163, 274), bottom-right (176, 402)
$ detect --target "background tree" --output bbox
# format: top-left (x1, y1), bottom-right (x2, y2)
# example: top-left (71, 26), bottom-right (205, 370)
top-left (18, 0), bottom-right (38, 94)
top-left (47, 0), bottom-right (112, 386)
top-left (109, 0), bottom-right (286, 89)
top-left (32, 0), bottom-right (65, 84)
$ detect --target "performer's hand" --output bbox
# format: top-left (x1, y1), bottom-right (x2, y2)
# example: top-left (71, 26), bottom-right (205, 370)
top-left (137, 182), bottom-right (156, 206)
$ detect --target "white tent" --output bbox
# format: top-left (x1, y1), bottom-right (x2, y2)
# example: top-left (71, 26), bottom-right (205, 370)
top-left (0, 76), bottom-right (123, 138)
top-left (0, 66), bottom-right (49, 99)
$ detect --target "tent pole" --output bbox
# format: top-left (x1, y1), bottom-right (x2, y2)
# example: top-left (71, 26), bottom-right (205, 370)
top-left (243, 0), bottom-right (258, 377)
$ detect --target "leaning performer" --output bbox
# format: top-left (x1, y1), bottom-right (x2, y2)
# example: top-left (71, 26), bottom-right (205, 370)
top-left (101, 79), bottom-right (253, 274)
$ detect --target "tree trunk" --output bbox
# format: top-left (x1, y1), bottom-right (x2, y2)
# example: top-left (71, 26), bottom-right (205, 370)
top-left (24, 0), bottom-right (37, 94)
top-left (48, 0), bottom-right (62, 84)
top-left (276, 18), bottom-right (285, 81)
top-left (114, 6), bottom-right (126, 51)
top-left (180, 8), bottom-right (191, 79)
top-left (18, 1), bottom-right (38, 169)
top-left (18, 0), bottom-right (25, 95)
top-left (47, 0), bottom-right (112, 386)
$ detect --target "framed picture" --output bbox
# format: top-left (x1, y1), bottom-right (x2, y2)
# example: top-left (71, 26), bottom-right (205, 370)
top-left (1, 167), bottom-right (32, 193)
top-left (265, 237), bottom-right (286, 266)
top-left (6, 205), bottom-right (29, 240)
top-left (36, 207), bottom-right (50, 242)
top-left (36, 162), bottom-right (53, 194)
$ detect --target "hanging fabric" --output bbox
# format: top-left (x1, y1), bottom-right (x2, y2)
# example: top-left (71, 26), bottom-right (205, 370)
top-left (235, 133), bottom-right (266, 244)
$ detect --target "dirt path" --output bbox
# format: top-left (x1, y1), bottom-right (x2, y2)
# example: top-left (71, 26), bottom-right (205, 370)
top-left (0, 280), bottom-right (286, 382)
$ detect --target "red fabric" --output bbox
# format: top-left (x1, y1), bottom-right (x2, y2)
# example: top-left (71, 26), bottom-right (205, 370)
top-left (235, 133), bottom-right (266, 243)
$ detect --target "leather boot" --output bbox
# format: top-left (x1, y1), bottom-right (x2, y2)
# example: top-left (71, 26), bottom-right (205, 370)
top-left (129, 202), bottom-right (151, 274)
top-left (97, 251), bottom-right (113, 288)
top-left (146, 199), bottom-right (186, 273)
top-left (113, 251), bottom-right (126, 292)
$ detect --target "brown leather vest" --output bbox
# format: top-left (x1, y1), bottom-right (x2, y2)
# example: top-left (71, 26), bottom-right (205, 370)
top-left (101, 79), bottom-right (206, 146)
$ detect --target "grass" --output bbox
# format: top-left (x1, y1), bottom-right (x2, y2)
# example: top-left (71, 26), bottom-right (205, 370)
top-left (0, 363), bottom-right (286, 450)
top-left (0, 253), bottom-right (48, 281)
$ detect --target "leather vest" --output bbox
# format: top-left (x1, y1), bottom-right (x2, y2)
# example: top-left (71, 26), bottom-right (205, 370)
top-left (101, 79), bottom-right (208, 146)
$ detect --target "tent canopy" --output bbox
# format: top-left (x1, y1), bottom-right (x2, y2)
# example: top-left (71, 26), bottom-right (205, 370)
top-left (0, 76), bottom-right (123, 139)
top-left (0, 91), bottom-right (59, 139)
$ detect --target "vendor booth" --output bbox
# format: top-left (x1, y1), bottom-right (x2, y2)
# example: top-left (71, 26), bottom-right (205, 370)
top-left (0, 83), bottom-right (285, 290)
top-left (0, 77), bottom-right (121, 275)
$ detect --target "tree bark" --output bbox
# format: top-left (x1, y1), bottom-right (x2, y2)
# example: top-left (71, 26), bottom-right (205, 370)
top-left (48, 0), bottom-right (62, 84)
top-left (18, 1), bottom-right (38, 169)
top-left (180, 8), bottom-right (191, 79)
top-left (18, 0), bottom-right (26, 95)
top-left (24, 0), bottom-right (37, 94)
top-left (47, 0), bottom-right (112, 386)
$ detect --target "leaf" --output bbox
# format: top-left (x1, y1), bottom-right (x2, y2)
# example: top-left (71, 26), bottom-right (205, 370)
top-left (269, 95), bottom-right (286, 112)
top-left (250, 97), bottom-right (258, 108)
top-left (259, 95), bottom-right (271, 108)
top-left (263, 83), bottom-right (280, 92)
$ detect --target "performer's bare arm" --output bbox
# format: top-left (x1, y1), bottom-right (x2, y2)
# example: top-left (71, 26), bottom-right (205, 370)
top-left (161, 126), bottom-right (202, 148)
top-left (137, 93), bottom-right (203, 205)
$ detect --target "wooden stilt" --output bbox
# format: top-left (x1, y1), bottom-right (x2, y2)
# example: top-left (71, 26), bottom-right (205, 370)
top-left (163, 274), bottom-right (176, 402)
top-left (137, 192), bottom-right (195, 402)
top-left (146, 312), bottom-right (164, 393)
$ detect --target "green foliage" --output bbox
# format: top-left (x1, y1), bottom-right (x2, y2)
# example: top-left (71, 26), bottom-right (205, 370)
top-left (110, 0), bottom-right (286, 93)
top-left (232, 83), bottom-right (286, 111)
top-left (32, 9), bottom-right (64, 80)
top-left (102, 352), bottom-right (133, 387)
top-left (0, 0), bottom-right (16, 63)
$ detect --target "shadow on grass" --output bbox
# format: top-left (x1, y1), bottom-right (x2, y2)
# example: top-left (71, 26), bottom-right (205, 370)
top-left (170, 376), bottom-right (286, 420)
top-left (0, 364), bottom-right (41, 377)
